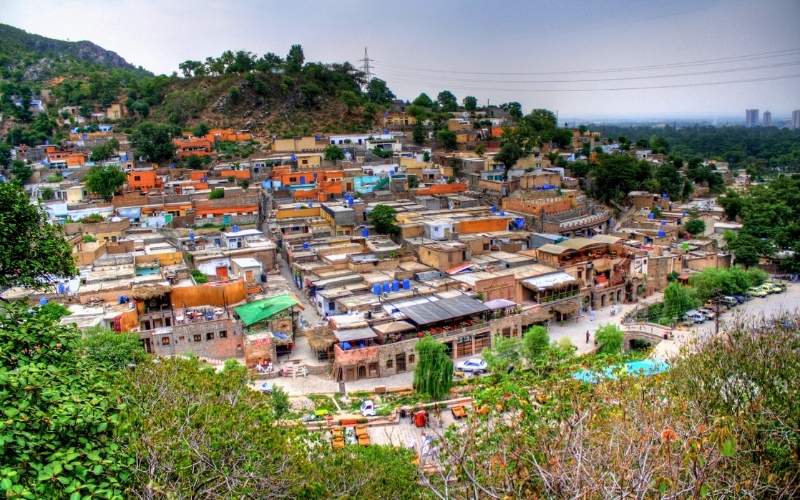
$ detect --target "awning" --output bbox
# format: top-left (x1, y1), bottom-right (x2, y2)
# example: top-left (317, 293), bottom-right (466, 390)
top-left (522, 272), bottom-right (577, 291)
top-left (372, 320), bottom-right (415, 335)
top-left (235, 294), bottom-right (300, 326)
top-left (553, 301), bottom-right (579, 314)
top-left (397, 295), bottom-right (489, 326)
top-left (334, 327), bottom-right (377, 342)
top-left (447, 263), bottom-right (474, 275)
top-left (130, 283), bottom-right (172, 299)
top-left (484, 298), bottom-right (517, 310)
top-left (595, 275), bottom-right (608, 284)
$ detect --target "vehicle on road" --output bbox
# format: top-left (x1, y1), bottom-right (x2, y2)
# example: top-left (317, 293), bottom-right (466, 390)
top-left (763, 282), bottom-right (784, 294)
top-left (360, 400), bottom-right (376, 417)
top-left (456, 358), bottom-right (488, 374)
top-left (719, 296), bottom-right (738, 307)
top-left (749, 286), bottom-right (768, 297)
top-left (698, 308), bottom-right (716, 320)
top-left (683, 310), bottom-right (706, 324)
top-left (733, 294), bottom-right (749, 304)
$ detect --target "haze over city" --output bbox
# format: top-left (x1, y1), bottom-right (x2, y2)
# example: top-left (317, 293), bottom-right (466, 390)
top-left (2, 0), bottom-right (799, 120)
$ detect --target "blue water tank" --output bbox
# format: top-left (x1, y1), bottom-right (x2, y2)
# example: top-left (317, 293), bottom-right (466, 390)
top-left (361, 228), bottom-right (369, 237)
top-left (383, 282), bottom-right (391, 293)
top-left (514, 217), bottom-right (525, 229)
top-left (39, 297), bottom-right (48, 306)
top-left (403, 279), bottom-right (411, 289)
top-left (232, 224), bottom-right (240, 232)
top-left (392, 280), bottom-right (400, 291)
top-left (499, 210), bottom-right (505, 216)
top-left (490, 205), bottom-right (497, 213)
top-left (372, 284), bottom-right (382, 295)
top-left (189, 230), bottom-right (195, 241)
top-left (348, 198), bottom-right (354, 207)
top-left (303, 241), bottom-right (310, 250)
top-left (648, 212), bottom-right (655, 219)
top-left (658, 229), bottom-right (666, 238)
top-left (299, 175), bottom-right (306, 184)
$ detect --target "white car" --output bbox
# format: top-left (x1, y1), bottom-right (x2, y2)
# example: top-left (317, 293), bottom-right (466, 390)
top-left (360, 400), bottom-right (376, 417)
top-left (456, 358), bottom-right (488, 374)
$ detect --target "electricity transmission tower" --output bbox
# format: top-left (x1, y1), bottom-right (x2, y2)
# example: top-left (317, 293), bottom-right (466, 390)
top-left (359, 47), bottom-right (374, 87)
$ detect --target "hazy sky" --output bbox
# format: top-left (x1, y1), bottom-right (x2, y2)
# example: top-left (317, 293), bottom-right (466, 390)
top-left (3, 0), bottom-right (799, 119)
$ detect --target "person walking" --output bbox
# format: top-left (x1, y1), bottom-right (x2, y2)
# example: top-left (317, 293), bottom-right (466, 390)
top-left (585, 330), bottom-right (590, 344)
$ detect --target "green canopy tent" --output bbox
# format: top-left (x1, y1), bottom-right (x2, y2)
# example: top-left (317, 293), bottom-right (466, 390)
top-left (235, 294), bottom-right (301, 327)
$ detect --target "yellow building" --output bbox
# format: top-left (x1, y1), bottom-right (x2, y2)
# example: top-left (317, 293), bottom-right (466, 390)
top-left (272, 137), bottom-right (317, 152)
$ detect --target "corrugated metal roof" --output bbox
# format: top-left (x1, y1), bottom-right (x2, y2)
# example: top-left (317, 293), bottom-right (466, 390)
top-left (334, 327), bottom-right (377, 342)
top-left (397, 295), bottom-right (488, 326)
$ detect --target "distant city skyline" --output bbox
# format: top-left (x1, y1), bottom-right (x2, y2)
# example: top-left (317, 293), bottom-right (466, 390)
top-left (2, 0), bottom-right (799, 118)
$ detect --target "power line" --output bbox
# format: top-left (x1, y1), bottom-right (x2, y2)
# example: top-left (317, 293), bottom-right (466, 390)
top-left (376, 47), bottom-right (800, 76)
top-left (374, 59), bottom-right (800, 85)
top-left (376, 72), bottom-right (800, 94)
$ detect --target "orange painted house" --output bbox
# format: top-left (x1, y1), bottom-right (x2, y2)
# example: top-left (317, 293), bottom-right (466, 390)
top-left (414, 182), bottom-right (467, 196)
top-left (221, 169), bottom-right (251, 180)
top-left (127, 169), bottom-right (163, 191)
top-left (174, 137), bottom-right (214, 158)
top-left (455, 217), bottom-right (511, 234)
top-left (190, 170), bottom-right (211, 181)
top-left (45, 147), bottom-right (86, 167)
top-left (205, 128), bottom-right (253, 143)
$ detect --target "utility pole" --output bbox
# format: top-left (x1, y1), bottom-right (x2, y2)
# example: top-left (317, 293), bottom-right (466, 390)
top-left (359, 47), bottom-right (374, 88)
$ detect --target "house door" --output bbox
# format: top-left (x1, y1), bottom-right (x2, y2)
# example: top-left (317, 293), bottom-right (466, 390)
top-left (357, 365), bottom-right (367, 379)
top-left (395, 353), bottom-right (406, 372)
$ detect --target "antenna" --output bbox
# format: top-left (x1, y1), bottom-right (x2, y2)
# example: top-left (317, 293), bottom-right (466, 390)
top-left (359, 47), bottom-right (374, 86)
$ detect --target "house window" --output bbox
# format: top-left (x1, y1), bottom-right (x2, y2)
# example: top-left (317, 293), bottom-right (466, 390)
top-left (219, 330), bottom-right (227, 338)
top-left (386, 359), bottom-right (393, 369)
top-left (165, 317), bottom-right (171, 327)
top-left (161, 337), bottom-right (170, 345)
top-left (134, 176), bottom-right (141, 181)
top-left (206, 332), bottom-right (215, 341)
top-left (408, 354), bottom-right (415, 364)
top-left (193, 334), bottom-right (202, 342)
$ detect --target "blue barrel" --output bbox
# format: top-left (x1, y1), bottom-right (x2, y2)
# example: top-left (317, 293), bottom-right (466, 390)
top-left (372, 284), bottom-right (382, 295)
top-left (403, 279), bottom-right (411, 289)
top-left (361, 228), bottom-right (369, 237)
top-left (391, 280), bottom-right (400, 291)
top-left (383, 282), bottom-right (391, 293)
top-left (657, 229), bottom-right (666, 238)
top-left (39, 297), bottom-right (48, 306)
top-left (303, 241), bottom-right (310, 250)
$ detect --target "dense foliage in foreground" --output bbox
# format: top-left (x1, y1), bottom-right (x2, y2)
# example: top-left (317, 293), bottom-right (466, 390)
top-left (2, 298), bottom-right (798, 497)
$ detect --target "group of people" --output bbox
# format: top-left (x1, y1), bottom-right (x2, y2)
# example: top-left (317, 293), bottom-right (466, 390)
top-left (255, 359), bottom-right (274, 374)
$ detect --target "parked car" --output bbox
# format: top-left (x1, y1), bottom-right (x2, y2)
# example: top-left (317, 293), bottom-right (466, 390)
top-left (683, 310), bottom-right (706, 324)
top-left (764, 282), bottom-right (785, 294)
top-left (456, 358), bottom-right (488, 374)
top-left (698, 308), bottom-right (716, 320)
top-left (733, 294), bottom-right (749, 304)
top-left (360, 400), bottom-right (376, 417)
top-left (720, 296), bottom-right (738, 307)
top-left (749, 286), bottom-right (768, 298)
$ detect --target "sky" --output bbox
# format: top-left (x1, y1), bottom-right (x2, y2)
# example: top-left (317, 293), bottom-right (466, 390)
top-left (3, 0), bottom-right (799, 120)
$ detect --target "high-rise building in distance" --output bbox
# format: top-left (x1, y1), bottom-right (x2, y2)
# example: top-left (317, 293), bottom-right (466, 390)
top-left (762, 111), bottom-right (772, 127)
top-left (793, 110), bottom-right (800, 130)
top-left (745, 109), bottom-right (759, 127)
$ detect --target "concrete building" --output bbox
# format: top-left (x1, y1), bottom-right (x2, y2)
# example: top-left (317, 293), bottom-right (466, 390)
top-left (745, 109), bottom-right (759, 128)
top-left (762, 110), bottom-right (772, 127)
top-left (792, 110), bottom-right (800, 130)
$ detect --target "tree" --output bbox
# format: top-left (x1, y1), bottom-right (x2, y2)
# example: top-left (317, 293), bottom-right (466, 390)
top-left (594, 324), bottom-right (624, 354)
top-left (324, 144), bottom-right (345, 162)
top-left (186, 155), bottom-right (204, 169)
top-left (500, 101), bottom-right (522, 120)
top-left (495, 140), bottom-right (523, 179)
top-left (483, 336), bottom-right (522, 373)
top-left (412, 122), bottom-right (426, 145)
top-left (684, 218), bottom-right (706, 236)
top-left (81, 326), bottom-right (146, 369)
top-left (463, 95), bottom-right (478, 112)
top-left (0, 183), bottom-right (76, 289)
top-left (365, 78), bottom-right (395, 104)
top-left (522, 325), bottom-right (550, 362)
top-left (85, 165), bottom-right (126, 200)
top-left (437, 129), bottom-right (457, 151)
top-left (661, 282), bottom-right (700, 322)
top-left (407, 175), bottom-right (419, 188)
top-left (285, 44), bottom-right (305, 73)
top-left (590, 154), bottom-right (652, 204)
top-left (0, 303), bottom-right (130, 498)
top-left (192, 122), bottom-right (210, 138)
top-left (209, 188), bottom-right (225, 199)
top-left (437, 90), bottom-right (458, 112)
top-left (9, 159), bottom-right (32, 184)
top-left (727, 233), bottom-right (762, 268)
top-left (413, 335), bottom-right (453, 400)
top-left (40, 187), bottom-right (55, 200)
top-left (412, 93), bottom-right (434, 108)
top-left (718, 189), bottom-right (743, 221)
top-left (130, 122), bottom-right (176, 163)
top-left (90, 138), bottom-right (119, 162)
top-left (0, 142), bottom-right (11, 167)
top-left (368, 204), bottom-right (399, 234)
top-left (238, 179), bottom-right (250, 190)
